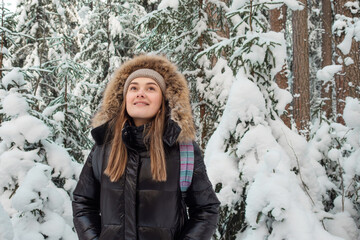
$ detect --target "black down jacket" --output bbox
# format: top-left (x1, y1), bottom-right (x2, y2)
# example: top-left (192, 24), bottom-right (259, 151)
top-left (72, 120), bottom-right (220, 240)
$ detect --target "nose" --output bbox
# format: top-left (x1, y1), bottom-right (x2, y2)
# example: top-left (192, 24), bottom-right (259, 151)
top-left (136, 89), bottom-right (145, 97)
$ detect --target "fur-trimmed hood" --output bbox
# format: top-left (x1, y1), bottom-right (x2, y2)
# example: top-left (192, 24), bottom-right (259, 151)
top-left (92, 55), bottom-right (195, 142)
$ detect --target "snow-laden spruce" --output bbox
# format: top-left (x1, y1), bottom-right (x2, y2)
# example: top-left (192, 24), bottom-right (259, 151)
top-left (204, 74), bottom-right (350, 240)
top-left (308, 97), bottom-right (360, 240)
top-left (12, 0), bottom-right (94, 162)
top-left (202, 1), bottom-right (360, 239)
top-left (0, 69), bottom-right (81, 239)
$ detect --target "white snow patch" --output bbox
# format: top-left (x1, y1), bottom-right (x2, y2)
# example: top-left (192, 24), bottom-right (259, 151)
top-left (109, 15), bottom-right (123, 38)
top-left (0, 203), bottom-right (14, 240)
top-left (43, 104), bottom-right (62, 116)
top-left (158, 0), bottom-right (179, 10)
top-left (244, 149), bottom-right (343, 240)
top-left (354, 20), bottom-right (360, 40)
top-left (227, 73), bottom-right (266, 125)
top-left (344, 1), bottom-right (359, 14)
top-left (316, 65), bottom-right (342, 83)
top-left (53, 111), bottom-right (65, 122)
top-left (337, 26), bottom-right (354, 55)
top-left (344, 57), bottom-right (354, 66)
top-left (11, 164), bottom-right (51, 212)
top-left (343, 97), bottom-right (360, 128)
top-left (0, 115), bottom-right (50, 145)
top-left (0, 148), bottom-right (38, 192)
top-left (273, 86), bottom-right (292, 114)
top-left (324, 212), bottom-right (359, 240)
top-left (1, 46), bottom-right (9, 55)
top-left (2, 68), bottom-right (25, 89)
top-left (282, 0), bottom-right (304, 10)
top-left (205, 128), bottom-right (239, 206)
top-left (39, 211), bottom-right (66, 238)
top-left (42, 140), bottom-right (75, 178)
top-left (2, 91), bottom-right (29, 116)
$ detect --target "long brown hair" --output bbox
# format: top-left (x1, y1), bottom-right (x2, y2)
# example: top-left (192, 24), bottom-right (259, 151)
top-left (104, 98), bottom-right (167, 182)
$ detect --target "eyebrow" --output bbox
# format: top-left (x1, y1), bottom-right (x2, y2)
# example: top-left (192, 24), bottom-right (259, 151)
top-left (129, 82), bottom-right (159, 86)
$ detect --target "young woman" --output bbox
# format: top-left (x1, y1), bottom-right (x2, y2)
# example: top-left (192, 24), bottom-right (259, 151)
top-left (72, 55), bottom-right (220, 240)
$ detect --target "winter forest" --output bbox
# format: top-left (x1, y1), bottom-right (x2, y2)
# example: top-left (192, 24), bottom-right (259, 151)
top-left (0, 0), bottom-right (359, 239)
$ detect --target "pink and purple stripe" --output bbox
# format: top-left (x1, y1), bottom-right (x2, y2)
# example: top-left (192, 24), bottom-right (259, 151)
top-left (179, 142), bottom-right (194, 192)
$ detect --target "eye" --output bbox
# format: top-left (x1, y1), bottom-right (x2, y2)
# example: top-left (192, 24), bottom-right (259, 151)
top-left (129, 86), bottom-right (137, 91)
top-left (148, 86), bottom-right (156, 91)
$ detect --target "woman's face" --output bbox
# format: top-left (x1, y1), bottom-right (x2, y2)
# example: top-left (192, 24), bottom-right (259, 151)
top-left (125, 77), bottom-right (163, 126)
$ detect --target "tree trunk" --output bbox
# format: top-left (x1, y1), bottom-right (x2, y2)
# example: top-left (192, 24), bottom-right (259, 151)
top-left (321, 0), bottom-right (333, 119)
top-left (0, 0), bottom-right (4, 79)
top-left (269, 5), bottom-right (291, 128)
top-left (198, 0), bottom-right (207, 150)
top-left (34, 3), bottom-right (45, 96)
top-left (292, 0), bottom-right (310, 136)
top-left (269, 5), bottom-right (287, 32)
top-left (334, 0), bottom-right (360, 124)
top-left (0, 0), bottom-right (3, 124)
top-left (106, 0), bottom-right (111, 82)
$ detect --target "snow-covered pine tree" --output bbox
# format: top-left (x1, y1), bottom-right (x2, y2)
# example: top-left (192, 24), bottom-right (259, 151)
top-left (0, 69), bottom-right (81, 239)
top-left (137, 0), bottom-right (233, 148)
top-left (308, 2), bottom-right (360, 238)
top-left (43, 0), bottom-right (94, 162)
top-left (0, 0), bottom-right (16, 79)
top-left (11, 0), bottom-right (93, 162)
top-left (40, 56), bottom-right (93, 162)
top-left (202, 1), bottom-right (356, 239)
top-left (309, 97), bottom-right (360, 240)
top-left (11, 0), bottom-right (53, 91)
top-left (75, 0), bottom-right (146, 115)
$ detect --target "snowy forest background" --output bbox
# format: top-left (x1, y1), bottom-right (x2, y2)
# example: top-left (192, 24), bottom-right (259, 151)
top-left (0, 0), bottom-right (359, 239)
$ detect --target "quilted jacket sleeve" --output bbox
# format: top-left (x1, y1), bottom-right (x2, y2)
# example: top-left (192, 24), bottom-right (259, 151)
top-left (180, 142), bottom-right (220, 240)
top-left (72, 146), bottom-right (101, 240)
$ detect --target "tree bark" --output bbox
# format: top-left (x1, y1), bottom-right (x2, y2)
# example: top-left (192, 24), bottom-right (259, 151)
top-left (106, 0), bottom-right (111, 82)
top-left (292, 0), bottom-right (310, 136)
top-left (333, 0), bottom-right (360, 124)
top-left (321, 0), bottom-right (333, 119)
top-left (34, 3), bottom-right (45, 96)
top-left (269, 5), bottom-right (291, 128)
top-left (269, 5), bottom-right (287, 32)
top-left (198, 0), bottom-right (207, 150)
top-left (0, 0), bottom-right (4, 79)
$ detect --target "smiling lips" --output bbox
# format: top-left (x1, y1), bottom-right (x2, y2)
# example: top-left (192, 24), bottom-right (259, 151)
top-left (134, 101), bottom-right (149, 106)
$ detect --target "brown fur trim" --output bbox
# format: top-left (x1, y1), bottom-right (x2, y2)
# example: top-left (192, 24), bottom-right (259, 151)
top-left (92, 55), bottom-right (195, 142)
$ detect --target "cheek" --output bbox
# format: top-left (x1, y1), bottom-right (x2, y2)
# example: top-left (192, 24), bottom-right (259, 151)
top-left (125, 93), bottom-right (134, 110)
top-left (155, 94), bottom-right (163, 108)
top-left (125, 92), bottom-right (134, 104)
